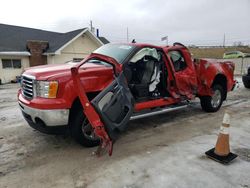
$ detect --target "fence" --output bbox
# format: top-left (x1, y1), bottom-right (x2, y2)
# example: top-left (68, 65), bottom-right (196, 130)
top-left (219, 57), bottom-right (250, 75)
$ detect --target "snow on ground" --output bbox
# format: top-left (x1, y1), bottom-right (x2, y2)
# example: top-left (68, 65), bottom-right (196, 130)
top-left (0, 77), bottom-right (249, 188)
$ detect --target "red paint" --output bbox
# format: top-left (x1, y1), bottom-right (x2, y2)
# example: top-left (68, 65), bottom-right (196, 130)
top-left (193, 59), bottom-right (235, 96)
top-left (71, 65), bottom-right (113, 155)
top-left (135, 98), bottom-right (181, 111)
top-left (163, 47), bottom-right (198, 99)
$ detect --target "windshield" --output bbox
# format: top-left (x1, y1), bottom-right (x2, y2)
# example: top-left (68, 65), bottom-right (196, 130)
top-left (93, 44), bottom-right (135, 63)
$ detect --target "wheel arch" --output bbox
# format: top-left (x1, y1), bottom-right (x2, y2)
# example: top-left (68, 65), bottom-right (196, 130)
top-left (68, 92), bottom-right (100, 126)
top-left (211, 74), bottom-right (227, 100)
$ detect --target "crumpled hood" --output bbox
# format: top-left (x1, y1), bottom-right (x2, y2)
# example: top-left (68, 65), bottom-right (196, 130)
top-left (23, 62), bottom-right (107, 80)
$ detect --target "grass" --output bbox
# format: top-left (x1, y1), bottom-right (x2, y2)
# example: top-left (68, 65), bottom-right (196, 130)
top-left (189, 46), bottom-right (250, 59)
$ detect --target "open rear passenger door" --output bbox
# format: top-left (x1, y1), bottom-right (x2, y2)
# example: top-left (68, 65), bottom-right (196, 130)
top-left (168, 49), bottom-right (198, 99)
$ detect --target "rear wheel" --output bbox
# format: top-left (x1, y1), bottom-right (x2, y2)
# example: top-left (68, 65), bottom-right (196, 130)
top-left (242, 75), bottom-right (250, 88)
top-left (70, 110), bottom-right (100, 147)
top-left (200, 84), bottom-right (224, 112)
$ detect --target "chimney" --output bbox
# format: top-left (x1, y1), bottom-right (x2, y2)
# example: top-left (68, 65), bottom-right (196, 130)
top-left (96, 29), bottom-right (99, 37)
top-left (26, 40), bottom-right (49, 67)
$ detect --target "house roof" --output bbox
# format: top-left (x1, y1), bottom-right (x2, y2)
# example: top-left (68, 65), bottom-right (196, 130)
top-left (0, 23), bottom-right (108, 54)
top-left (98, 36), bottom-right (110, 44)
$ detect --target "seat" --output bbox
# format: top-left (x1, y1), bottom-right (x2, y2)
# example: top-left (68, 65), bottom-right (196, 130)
top-left (130, 56), bottom-right (157, 98)
top-left (141, 59), bottom-right (156, 84)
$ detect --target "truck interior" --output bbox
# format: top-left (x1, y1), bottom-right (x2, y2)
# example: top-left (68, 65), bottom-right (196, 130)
top-left (124, 47), bottom-right (169, 102)
top-left (84, 46), bottom-right (190, 104)
top-left (89, 48), bottom-right (172, 139)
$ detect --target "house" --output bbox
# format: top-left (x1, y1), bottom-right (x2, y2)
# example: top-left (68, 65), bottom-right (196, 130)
top-left (0, 23), bottom-right (109, 84)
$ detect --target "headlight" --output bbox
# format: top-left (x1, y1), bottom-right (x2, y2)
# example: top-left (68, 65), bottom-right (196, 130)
top-left (35, 81), bottom-right (58, 98)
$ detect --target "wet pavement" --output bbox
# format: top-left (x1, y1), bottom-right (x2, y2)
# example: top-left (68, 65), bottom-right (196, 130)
top-left (0, 77), bottom-right (249, 188)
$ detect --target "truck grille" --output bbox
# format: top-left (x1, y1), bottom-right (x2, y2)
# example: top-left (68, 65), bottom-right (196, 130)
top-left (21, 75), bottom-right (34, 100)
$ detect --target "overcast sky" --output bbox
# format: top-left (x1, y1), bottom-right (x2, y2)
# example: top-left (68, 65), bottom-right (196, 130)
top-left (0, 0), bottom-right (249, 46)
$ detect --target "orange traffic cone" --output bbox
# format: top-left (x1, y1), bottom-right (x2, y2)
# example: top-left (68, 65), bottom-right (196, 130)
top-left (205, 111), bottom-right (237, 164)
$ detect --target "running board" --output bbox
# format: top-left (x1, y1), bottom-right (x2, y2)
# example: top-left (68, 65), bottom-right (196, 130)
top-left (130, 105), bottom-right (188, 121)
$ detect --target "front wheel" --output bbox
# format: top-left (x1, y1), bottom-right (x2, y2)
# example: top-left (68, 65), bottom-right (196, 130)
top-left (200, 85), bottom-right (224, 112)
top-left (70, 110), bottom-right (100, 147)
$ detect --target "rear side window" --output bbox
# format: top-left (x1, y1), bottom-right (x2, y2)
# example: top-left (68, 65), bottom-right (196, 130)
top-left (168, 51), bottom-right (187, 72)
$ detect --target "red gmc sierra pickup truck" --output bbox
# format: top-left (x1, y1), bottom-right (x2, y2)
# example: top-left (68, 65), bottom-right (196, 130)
top-left (18, 43), bottom-right (235, 154)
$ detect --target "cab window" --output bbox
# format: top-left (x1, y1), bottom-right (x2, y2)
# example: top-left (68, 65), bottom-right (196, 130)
top-left (168, 51), bottom-right (187, 72)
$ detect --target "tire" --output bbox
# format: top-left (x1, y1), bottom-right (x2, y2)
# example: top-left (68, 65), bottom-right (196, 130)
top-left (70, 110), bottom-right (100, 147)
top-left (200, 84), bottom-right (224, 112)
top-left (242, 75), bottom-right (250, 88)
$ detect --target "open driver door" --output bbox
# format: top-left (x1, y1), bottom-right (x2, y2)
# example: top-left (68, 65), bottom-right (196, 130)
top-left (71, 53), bottom-right (134, 156)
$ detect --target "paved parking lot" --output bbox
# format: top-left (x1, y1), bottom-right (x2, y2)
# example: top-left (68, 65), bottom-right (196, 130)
top-left (0, 77), bottom-right (250, 188)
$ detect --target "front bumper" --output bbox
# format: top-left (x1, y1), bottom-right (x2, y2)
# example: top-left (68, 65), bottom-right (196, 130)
top-left (19, 102), bottom-right (69, 127)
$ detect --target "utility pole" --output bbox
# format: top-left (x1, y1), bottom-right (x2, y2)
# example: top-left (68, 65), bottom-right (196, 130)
top-left (223, 33), bottom-right (226, 47)
top-left (90, 20), bottom-right (94, 33)
top-left (126, 27), bottom-right (129, 43)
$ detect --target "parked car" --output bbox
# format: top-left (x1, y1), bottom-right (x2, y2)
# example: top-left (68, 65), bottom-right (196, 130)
top-left (244, 53), bottom-right (250, 58)
top-left (223, 51), bottom-right (245, 59)
top-left (18, 43), bottom-right (236, 154)
top-left (242, 66), bottom-right (250, 88)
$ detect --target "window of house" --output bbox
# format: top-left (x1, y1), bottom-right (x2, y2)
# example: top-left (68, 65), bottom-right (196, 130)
top-left (2, 59), bottom-right (21, 69)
